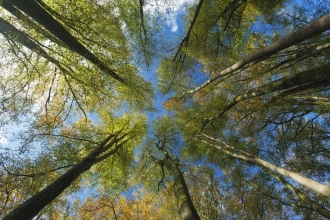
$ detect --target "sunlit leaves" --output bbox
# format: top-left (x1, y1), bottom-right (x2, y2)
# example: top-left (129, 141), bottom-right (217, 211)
top-left (0, 0), bottom-right (155, 132)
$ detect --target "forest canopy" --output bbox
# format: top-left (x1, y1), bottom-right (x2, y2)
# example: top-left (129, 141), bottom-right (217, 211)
top-left (1, 0), bottom-right (330, 219)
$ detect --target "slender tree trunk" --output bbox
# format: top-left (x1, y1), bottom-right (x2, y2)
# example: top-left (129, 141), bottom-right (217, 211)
top-left (0, 16), bottom-right (73, 75)
top-left (211, 63), bottom-right (330, 121)
top-left (161, 157), bottom-right (201, 220)
top-left (200, 137), bottom-right (330, 217)
top-left (4, 0), bottom-right (124, 82)
top-left (187, 13), bottom-right (330, 94)
top-left (200, 136), bottom-right (330, 197)
top-left (268, 170), bottom-right (330, 219)
top-left (244, 153), bottom-right (330, 197)
top-left (3, 133), bottom-right (127, 220)
top-left (1, 2), bottom-right (70, 50)
top-left (0, 17), bottom-right (49, 58)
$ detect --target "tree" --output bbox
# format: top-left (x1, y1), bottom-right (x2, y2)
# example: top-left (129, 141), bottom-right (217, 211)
top-left (198, 134), bottom-right (330, 218)
top-left (3, 0), bottom-right (123, 82)
top-left (146, 116), bottom-right (200, 220)
top-left (2, 113), bottom-right (147, 220)
top-left (200, 134), bottom-right (330, 196)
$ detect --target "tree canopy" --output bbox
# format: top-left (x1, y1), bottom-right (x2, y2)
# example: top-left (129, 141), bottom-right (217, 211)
top-left (1, 0), bottom-right (330, 219)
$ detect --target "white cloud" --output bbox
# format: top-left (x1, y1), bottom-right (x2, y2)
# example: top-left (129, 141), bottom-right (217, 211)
top-left (0, 133), bottom-right (8, 145)
top-left (145, 0), bottom-right (197, 32)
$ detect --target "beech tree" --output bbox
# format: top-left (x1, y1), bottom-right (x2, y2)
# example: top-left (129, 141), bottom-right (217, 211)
top-left (149, 116), bottom-right (200, 220)
top-left (3, 130), bottom-right (130, 220)
top-left (1, 112), bottom-right (147, 219)
top-left (198, 134), bottom-right (330, 218)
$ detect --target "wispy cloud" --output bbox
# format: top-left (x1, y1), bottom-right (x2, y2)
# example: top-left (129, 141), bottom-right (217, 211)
top-left (145, 0), bottom-right (196, 32)
top-left (0, 133), bottom-right (8, 145)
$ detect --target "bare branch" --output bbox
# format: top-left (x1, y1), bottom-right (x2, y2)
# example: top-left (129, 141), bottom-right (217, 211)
top-left (173, 0), bottom-right (204, 62)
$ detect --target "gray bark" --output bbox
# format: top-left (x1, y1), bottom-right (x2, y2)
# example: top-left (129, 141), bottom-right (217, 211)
top-left (200, 136), bottom-right (330, 197)
top-left (0, 16), bottom-right (73, 75)
top-left (211, 63), bottom-right (330, 121)
top-left (187, 14), bottom-right (330, 94)
top-left (3, 0), bottom-right (124, 83)
top-left (3, 132), bottom-right (128, 220)
top-left (200, 137), bottom-right (330, 218)
top-left (269, 170), bottom-right (330, 219)
top-left (161, 157), bottom-right (201, 220)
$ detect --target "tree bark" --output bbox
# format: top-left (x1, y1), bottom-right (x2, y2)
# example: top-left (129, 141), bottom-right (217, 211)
top-left (0, 16), bottom-right (73, 75)
top-left (4, 0), bottom-right (124, 83)
top-left (162, 157), bottom-right (201, 220)
top-left (1, 2), bottom-right (70, 50)
top-left (200, 137), bottom-right (330, 217)
top-left (187, 13), bottom-right (330, 94)
top-left (200, 136), bottom-right (330, 197)
top-left (211, 63), bottom-right (330, 121)
top-left (240, 153), bottom-right (330, 197)
top-left (2, 133), bottom-right (127, 220)
top-left (268, 170), bottom-right (330, 219)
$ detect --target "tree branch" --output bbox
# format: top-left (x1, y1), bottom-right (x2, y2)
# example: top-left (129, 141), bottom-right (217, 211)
top-left (186, 14), bottom-right (330, 95)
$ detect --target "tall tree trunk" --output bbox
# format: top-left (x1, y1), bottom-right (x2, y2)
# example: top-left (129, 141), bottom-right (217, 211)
top-left (211, 63), bottom-right (330, 121)
top-left (187, 14), bottom-right (330, 94)
top-left (200, 137), bottom-right (330, 217)
top-left (268, 170), bottom-right (330, 219)
top-left (4, 0), bottom-right (124, 82)
top-left (200, 136), bottom-right (330, 197)
top-left (0, 16), bottom-right (73, 75)
top-left (3, 133), bottom-right (128, 220)
top-left (161, 157), bottom-right (201, 220)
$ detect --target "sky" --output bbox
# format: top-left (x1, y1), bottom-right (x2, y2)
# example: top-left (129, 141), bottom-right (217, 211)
top-left (0, 134), bottom-right (7, 144)
top-left (144, 0), bottom-right (196, 32)
top-left (137, 0), bottom-right (198, 122)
